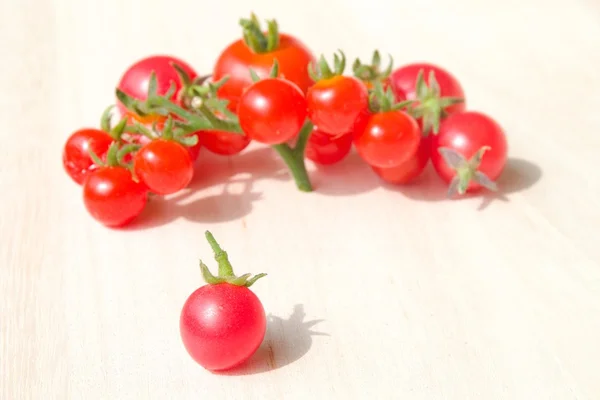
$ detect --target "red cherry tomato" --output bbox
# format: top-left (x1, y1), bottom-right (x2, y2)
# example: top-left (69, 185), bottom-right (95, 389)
top-left (116, 55), bottom-right (197, 122)
top-left (63, 128), bottom-right (114, 185)
top-left (180, 283), bottom-right (266, 371)
top-left (430, 111), bottom-right (508, 193)
top-left (133, 139), bottom-right (194, 195)
top-left (180, 231), bottom-right (267, 372)
top-left (306, 76), bottom-right (368, 135)
top-left (199, 130), bottom-right (251, 156)
top-left (390, 63), bottom-right (465, 115)
top-left (213, 33), bottom-right (315, 110)
top-left (371, 136), bottom-right (431, 184)
top-left (83, 166), bottom-right (147, 227)
top-left (353, 110), bottom-right (421, 168)
top-left (305, 128), bottom-right (353, 165)
top-left (237, 78), bottom-right (307, 145)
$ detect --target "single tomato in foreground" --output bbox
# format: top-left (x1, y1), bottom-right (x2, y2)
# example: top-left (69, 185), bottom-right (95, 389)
top-left (305, 128), bottom-right (353, 165)
top-left (390, 63), bottom-right (465, 135)
top-left (116, 55), bottom-right (197, 123)
top-left (134, 139), bottom-right (194, 195)
top-left (180, 231), bottom-right (267, 372)
top-left (371, 135), bottom-right (431, 184)
top-left (213, 14), bottom-right (315, 109)
top-left (63, 128), bottom-right (114, 185)
top-left (353, 110), bottom-right (421, 169)
top-left (237, 78), bottom-right (307, 145)
top-left (430, 110), bottom-right (508, 196)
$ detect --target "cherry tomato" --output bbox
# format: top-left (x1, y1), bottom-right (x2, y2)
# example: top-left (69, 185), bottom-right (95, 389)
top-left (83, 166), bottom-right (147, 227)
top-left (133, 139), bottom-right (194, 195)
top-left (63, 128), bottom-right (114, 185)
top-left (306, 76), bottom-right (368, 135)
top-left (353, 110), bottom-right (421, 168)
top-left (116, 55), bottom-right (197, 122)
top-left (430, 111), bottom-right (508, 194)
top-left (180, 231), bottom-right (267, 372)
top-left (213, 34), bottom-right (315, 110)
top-left (390, 63), bottom-right (465, 114)
top-left (371, 136), bottom-right (431, 184)
top-left (199, 130), bottom-right (250, 156)
top-left (305, 128), bottom-right (353, 165)
top-left (237, 78), bottom-right (307, 145)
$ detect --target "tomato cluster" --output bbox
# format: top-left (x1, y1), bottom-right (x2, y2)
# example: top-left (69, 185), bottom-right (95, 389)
top-left (62, 13), bottom-right (509, 227)
top-left (60, 13), bottom-right (511, 372)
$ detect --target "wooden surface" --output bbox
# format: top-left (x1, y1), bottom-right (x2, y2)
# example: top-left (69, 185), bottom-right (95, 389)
top-left (2, 0), bottom-right (600, 398)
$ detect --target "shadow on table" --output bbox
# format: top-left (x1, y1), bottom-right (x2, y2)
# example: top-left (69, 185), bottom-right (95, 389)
top-left (126, 147), bottom-right (382, 229)
top-left (126, 146), bottom-right (288, 229)
top-left (217, 304), bottom-right (328, 376)
top-left (385, 157), bottom-right (543, 210)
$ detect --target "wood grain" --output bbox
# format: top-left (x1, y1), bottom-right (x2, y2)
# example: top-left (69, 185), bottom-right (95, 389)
top-left (2, 0), bottom-right (599, 398)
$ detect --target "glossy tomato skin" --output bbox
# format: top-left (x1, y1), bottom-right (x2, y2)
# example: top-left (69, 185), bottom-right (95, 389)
top-left (390, 63), bottom-right (466, 115)
top-left (133, 139), bottom-right (194, 195)
top-left (199, 130), bottom-right (251, 156)
top-left (305, 128), bottom-right (353, 165)
top-left (371, 135), bottom-right (431, 184)
top-left (180, 283), bottom-right (267, 371)
top-left (306, 76), bottom-right (368, 135)
top-left (116, 55), bottom-right (197, 121)
top-left (83, 167), bottom-right (147, 227)
top-left (63, 128), bottom-right (114, 185)
top-left (213, 34), bottom-right (315, 109)
top-left (353, 111), bottom-right (421, 168)
top-left (237, 78), bottom-right (307, 145)
top-left (430, 111), bottom-right (508, 191)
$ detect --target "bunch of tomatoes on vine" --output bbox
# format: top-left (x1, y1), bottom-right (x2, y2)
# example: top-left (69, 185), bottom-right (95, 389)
top-left (62, 13), bottom-right (508, 228)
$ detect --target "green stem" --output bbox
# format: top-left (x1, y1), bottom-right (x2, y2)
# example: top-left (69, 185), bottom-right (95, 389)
top-left (293, 120), bottom-right (314, 156)
top-left (205, 231), bottom-right (234, 277)
top-left (272, 143), bottom-right (312, 192)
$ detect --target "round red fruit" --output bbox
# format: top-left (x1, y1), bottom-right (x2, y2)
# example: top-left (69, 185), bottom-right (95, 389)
top-left (199, 130), bottom-right (251, 156)
top-left (353, 111), bottom-right (421, 168)
top-left (213, 17), bottom-right (315, 109)
top-left (307, 76), bottom-right (368, 135)
top-left (371, 136), bottom-right (431, 184)
top-left (83, 166), bottom-right (147, 227)
top-left (430, 111), bottom-right (508, 195)
top-left (134, 139), bottom-right (194, 195)
top-left (63, 128), bottom-right (114, 185)
top-left (237, 78), bottom-right (307, 145)
top-left (306, 128), bottom-right (353, 165)
top-left (116, 55), bottom-right (197, 122)
top-left (180, 231), bottom-right (267, 372)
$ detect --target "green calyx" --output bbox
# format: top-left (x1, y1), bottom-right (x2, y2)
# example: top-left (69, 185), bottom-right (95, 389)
top-left (239, 13), bottom-right (280, 54)
top-left (249, 59), bottom-right (280, 83)
top-left (133, 115), bottom-right (199, 148)
top-left (408, 69), bottom-right (464, 136)
top-left (200, 231), bottom-right (267, 287)
top-left (99, 105), bottom-right (139, 140)
top-left (437, 146), bottom-right (499, 197)
top-left (368, 80), bottom-right (413, 113)
top-left (88, 141), bottom-right (140, 170)
top-left (352, 50), bottom-right (393, 87)
top-left (308, 50), bottom-right (346, 82)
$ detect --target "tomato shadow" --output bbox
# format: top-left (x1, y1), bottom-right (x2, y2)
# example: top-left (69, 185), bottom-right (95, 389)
top-left (311, 150), bottom-right (380, 196)
top-left (125, 146), bottom-right (290, 229)
top-left (216, 304), bottom-right (328, 376)
top-left (385, 157), bottom-right (543, 210)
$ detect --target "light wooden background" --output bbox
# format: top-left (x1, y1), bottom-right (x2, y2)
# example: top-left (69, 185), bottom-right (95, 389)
top-left (2, 0), bottom-right (600, 398)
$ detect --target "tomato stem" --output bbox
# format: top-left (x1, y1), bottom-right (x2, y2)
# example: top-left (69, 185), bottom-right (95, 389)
top-left (205, 231), bottom-right (235, 277)
top-left (200, 231), bottom-right (267, 287)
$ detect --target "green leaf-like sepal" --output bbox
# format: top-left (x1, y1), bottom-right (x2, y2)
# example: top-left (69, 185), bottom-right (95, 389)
top-left (438, 146), bottom-right (498, 197)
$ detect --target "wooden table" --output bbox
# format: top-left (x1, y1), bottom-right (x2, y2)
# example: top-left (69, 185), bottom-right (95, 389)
top-left (2, 0), bottom-right (599, 398)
